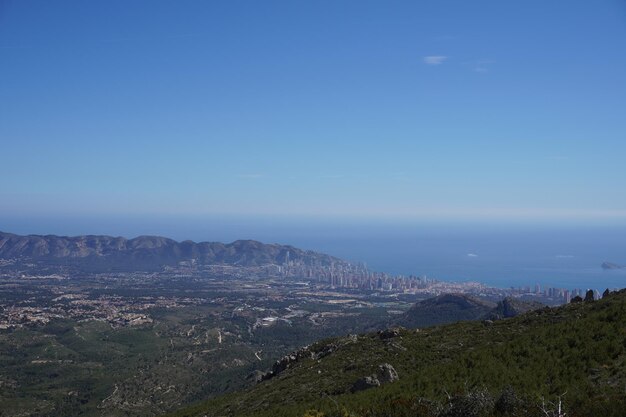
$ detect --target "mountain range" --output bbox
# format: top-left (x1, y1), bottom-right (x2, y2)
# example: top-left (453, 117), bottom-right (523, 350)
top-left (0, 231), bottom-right (344, 271)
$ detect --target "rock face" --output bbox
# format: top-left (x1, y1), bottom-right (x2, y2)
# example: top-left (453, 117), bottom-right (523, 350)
top-left (351, 363), bottom-right (399, 393)
top-left (377, 363), bottom-right (399, 383)
top-left (0, 231), bottom-right (344, 271)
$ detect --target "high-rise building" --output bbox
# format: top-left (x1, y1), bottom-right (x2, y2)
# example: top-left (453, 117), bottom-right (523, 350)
top-left (563, 289), bottom-right (571, 303)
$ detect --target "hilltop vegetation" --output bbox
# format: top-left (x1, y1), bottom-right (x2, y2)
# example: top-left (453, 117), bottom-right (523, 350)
top-left (172, 290), bottom-right (626, 417)
top-left (395, 294), bottom-right (496, 328)
top-left (388, 294), bottom-right (543, 330)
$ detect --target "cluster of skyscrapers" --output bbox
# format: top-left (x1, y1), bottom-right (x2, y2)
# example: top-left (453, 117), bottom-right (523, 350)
top-left (278, 259), bottom-right (436, 291)
top-left (525, 284), bottom-right (604, 303)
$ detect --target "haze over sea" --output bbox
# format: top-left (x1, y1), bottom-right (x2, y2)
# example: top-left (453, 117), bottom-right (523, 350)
top-left (4, 215), bottom-right (625, 292)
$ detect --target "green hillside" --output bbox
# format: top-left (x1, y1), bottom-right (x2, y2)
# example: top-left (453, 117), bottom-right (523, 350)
top-left (395, 294), bottom-right (496, 328)
top-left (170, 290), bottom-right (626, 417)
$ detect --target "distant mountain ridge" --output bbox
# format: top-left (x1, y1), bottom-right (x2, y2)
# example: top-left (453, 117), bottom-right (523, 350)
top-left (0, 231), bottom-right (344, 270)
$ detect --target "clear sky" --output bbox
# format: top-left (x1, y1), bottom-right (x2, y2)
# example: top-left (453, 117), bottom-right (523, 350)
top-left (1, 0), bottom-right (626, 229)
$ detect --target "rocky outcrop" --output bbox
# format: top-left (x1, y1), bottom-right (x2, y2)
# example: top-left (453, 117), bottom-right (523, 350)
top-left (258, 335), bottom-right (359, 382)
top-left (351, 363), bottom-right (399, 393)
top-left (262, 346), bottom-right (314, 380)
top-left (486, 297), bottom-right (544, 320)
top-left (377, 363), bottom-right (399, 383)
top-left (571, 296), bottom-right (583, 303)
top-left (378, 327), bottom-right (404, 340)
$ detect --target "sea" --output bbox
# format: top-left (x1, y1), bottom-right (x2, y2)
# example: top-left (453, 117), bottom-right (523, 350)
top-left (4, 215), bottom-right (626, 292)
top-left (291, 227), bottom-right (626, 292)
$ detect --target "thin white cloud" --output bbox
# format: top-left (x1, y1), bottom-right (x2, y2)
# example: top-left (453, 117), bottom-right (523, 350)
top-left (423, 55), bottom-right (447, 65)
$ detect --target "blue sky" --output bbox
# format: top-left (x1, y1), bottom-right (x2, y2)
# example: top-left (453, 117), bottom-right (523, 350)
top-left (1, 0), bottom-right (626, 229)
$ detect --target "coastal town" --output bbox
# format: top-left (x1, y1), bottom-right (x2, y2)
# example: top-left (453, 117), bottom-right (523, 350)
top-left (0, 255), bottom-right (589, 331)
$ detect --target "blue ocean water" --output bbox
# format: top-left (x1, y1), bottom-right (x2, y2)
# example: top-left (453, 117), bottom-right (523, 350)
top-left (3, 216), bottom-right (626, 291)
top-left (287, 226), bottom-right (626, 292)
